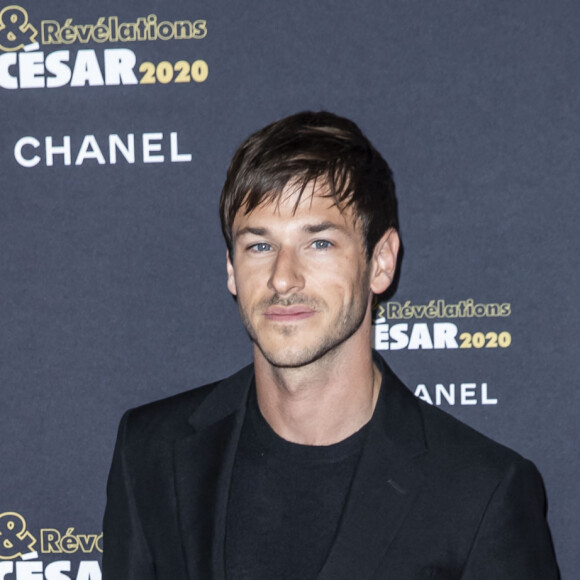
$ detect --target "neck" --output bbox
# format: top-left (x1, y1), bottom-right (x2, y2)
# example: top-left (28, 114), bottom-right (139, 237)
top-left (253, 338), bottom-right (381, 446)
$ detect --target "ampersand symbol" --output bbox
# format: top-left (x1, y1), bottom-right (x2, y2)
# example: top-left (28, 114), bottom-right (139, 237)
top-left (0, 6), bottom-right (38, 52)
top-left (0, 512), bottom-right (37, 560)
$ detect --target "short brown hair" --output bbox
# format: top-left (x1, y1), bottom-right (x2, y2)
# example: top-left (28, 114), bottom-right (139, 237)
top-left (219, 111), bottom-right (398, 259)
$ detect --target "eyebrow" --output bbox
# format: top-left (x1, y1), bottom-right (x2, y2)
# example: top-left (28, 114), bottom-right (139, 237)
top-left (303, 221), bottom-right (346, 234)
top-left (234, 222), bottom-right (347, 239)
top-left (235, 226), bottom-right (269, 238)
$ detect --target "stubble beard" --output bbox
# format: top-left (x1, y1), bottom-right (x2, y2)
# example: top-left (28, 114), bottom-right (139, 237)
top-left (237, 282), bottom-right (371, 369)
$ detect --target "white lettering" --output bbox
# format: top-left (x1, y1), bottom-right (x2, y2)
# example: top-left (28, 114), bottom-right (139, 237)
top-left (19, 51), bottom-right (45, 88)
top-left (0, 562), bottom-right (14, 580)
top-left (77, 561), bottom-right (101, 580)
top-left (170, 132), bottom-right (192, 162)
top-left (374, 325), bottom-right (389, 349)
top-left (374, 322), bottom-right (461, 351)
top-left (45, 51), bottom-right (71, 88)
top-left (46, 136), bottom-right (71, 166)
top-left (75, 135), bottom-right (106, 165)
top-left (415, 382), bottom-right (498, 406)
top-left (45, 560), bottom-right (71, 580)
top-left (15, 136), bottom-right (41, 167)
top-left (143, 132), bottom-right (164, 163)
top-left (460, 383), bottom-right (477, 405)
top-left (408, 323), bottom-right (433, 349)
top-left (109, 134), bottom-right (135, 164)
top-left (0, 48), bottom-right (139, 90)
top-left (389, 323), bottom-right (409, 350)
top-left (433, 322), bottom-right (458, 349)
top-left (414, 384), bottom-right (433, 405)
top-left (15, 132), bottom-right (192, 167)
top-left (435, 383), bottom-right (455, 405)
top-left (104, 49), bottom-right (138, 85)
top-left (0, 52), bottom-right (18, 89)
top-left (481, 382), bottom-right (498, 405)
top-left (16, 560), bottom-right (43, 580)
top-left (70, 50), bottom-right (104, 87)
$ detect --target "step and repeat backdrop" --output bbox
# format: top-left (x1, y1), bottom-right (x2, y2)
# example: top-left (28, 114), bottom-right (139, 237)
top-left (1, 1), bottom-right (577, 578)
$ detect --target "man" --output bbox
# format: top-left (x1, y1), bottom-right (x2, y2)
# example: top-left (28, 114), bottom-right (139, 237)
top-left (103, 111), bottom-right (559, 579)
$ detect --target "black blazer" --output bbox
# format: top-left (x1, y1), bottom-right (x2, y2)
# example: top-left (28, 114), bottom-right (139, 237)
top-left (102, 356), bottom-right (559, 579)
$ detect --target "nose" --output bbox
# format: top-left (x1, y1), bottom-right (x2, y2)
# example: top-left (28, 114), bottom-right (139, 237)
top-left (268, 248), bottom-right (305, 295)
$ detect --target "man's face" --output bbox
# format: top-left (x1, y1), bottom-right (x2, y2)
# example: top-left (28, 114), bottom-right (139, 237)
top-left (226, 182), bottom-right (393, 369)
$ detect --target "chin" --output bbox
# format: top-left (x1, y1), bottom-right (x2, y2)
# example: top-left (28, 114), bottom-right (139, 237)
top-left (257, 340), bottom-right (340, 369)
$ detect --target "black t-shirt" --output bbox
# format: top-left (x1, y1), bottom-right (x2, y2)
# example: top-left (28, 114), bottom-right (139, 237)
top-left (225, 387), bottom-right (368, 580)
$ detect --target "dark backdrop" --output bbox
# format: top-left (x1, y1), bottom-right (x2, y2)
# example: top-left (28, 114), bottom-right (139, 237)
top-left (1, 1), bottom-right (577, 578)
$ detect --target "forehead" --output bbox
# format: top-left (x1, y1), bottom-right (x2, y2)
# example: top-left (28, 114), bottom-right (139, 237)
top-left (232, 181), bottom-right (358, 234)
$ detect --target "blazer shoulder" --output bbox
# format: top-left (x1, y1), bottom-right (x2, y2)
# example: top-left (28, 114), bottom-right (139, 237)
top-left (418, 395), bottom-right (534, 476)
top-left (120, 363), bottom-right (253, 443)
top-left (377, 354), bottom-right (534, 476)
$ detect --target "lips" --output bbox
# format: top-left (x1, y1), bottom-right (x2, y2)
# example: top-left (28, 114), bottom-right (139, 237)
top-left (264, 305), bottom-right (316, 322)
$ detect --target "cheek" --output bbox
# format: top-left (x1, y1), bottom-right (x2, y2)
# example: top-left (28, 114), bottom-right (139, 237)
top-left (228, 258), bottom-right (260, 297)
top-left (346, 263), bottom-right (372, 302)
top-left (231, 272), bottom-right (262, 306)
top-left (318, 257), bottom-right (368, 290)
top-left (310, 271), bottom-right (362, 305)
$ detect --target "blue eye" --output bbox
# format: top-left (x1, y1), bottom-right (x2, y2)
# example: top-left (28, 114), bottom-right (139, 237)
top-left (251, 242), bottom-right (271, 252)
top-left (312, 240), bottom-right (332, 249)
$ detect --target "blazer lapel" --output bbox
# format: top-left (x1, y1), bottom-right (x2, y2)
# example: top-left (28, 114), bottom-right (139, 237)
top-left (319, 356), bottom-right (429, 580)
top-left (173, 366), bottom-right (254, 580)
top-left (169, 356), bottom-right (427, 580)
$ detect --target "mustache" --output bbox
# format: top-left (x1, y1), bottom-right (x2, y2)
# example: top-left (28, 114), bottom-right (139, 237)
top-left (258, 293), bottom-right (321, 310)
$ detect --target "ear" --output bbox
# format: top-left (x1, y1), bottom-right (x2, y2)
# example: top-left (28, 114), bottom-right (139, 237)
top-left (226, 251), bottom-right (237, 296)
top-left (369, 228), bottom-right (400, 294)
